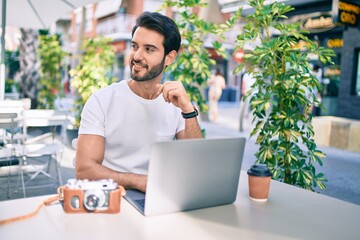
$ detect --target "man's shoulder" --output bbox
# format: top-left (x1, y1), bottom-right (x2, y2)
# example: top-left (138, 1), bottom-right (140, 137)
top-left (86, 80), bottom-right (130, 107)
top-left (94, 80), bottom-right (128, 96)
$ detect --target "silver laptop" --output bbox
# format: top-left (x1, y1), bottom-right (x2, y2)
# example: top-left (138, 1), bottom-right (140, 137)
top-left (124, 137), bottom-right (246, 216)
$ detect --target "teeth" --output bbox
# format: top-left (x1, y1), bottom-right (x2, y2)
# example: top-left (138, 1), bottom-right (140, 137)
top-left (132, 62), bottom-right (142, 68)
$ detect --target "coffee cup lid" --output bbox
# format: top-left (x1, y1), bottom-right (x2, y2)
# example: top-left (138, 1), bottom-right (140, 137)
top-left (247, 164), bottom-right (272, 177)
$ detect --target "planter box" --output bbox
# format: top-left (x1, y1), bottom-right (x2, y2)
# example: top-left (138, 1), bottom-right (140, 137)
top-left (313, 116), bottom-right (360, 153)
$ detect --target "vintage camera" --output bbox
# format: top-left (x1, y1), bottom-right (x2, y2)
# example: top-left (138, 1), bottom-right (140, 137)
top-left (58, 178), bottom-right (122, 213)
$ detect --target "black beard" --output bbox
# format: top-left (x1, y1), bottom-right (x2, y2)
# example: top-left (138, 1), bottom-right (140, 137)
top-left (130, 57), bottom-right (165, 82)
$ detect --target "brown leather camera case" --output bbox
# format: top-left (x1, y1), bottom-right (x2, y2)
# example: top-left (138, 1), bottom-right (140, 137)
top-left (59, 186), bottom-right (122, 214)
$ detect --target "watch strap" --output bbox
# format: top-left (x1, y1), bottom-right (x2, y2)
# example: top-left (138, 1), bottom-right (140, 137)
top-left (181, 107), bottom-right (198, 119)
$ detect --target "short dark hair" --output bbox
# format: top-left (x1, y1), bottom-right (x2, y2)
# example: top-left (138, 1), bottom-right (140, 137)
top-left (215, 68), bottom-right (222, 76)
top-left (313, 64), bottom-right (321, 71)
top-left (132, 12), bottom-right (181, 55)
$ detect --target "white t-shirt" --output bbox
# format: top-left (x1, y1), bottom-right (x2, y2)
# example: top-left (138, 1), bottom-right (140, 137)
top-left (79, 80), bottom-right (185, 174)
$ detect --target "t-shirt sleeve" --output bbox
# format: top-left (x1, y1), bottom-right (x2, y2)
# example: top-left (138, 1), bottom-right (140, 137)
top-left (78, 93), bottom-right (105, 137)
top-left (177, 115), bottom-right (185, 134)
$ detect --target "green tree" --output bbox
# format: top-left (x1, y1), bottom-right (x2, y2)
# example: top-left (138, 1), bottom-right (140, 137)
top-left (159, 0), bottom-right (241, 112)
top-left (70, 37), bottom-right (116, 128)
top-left (38, 34), bottom-right (68, 109)
top-left (234, 0), bottom-right (335, 191)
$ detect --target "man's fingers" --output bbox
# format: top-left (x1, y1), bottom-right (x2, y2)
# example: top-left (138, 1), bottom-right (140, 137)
top-left (156, 84), bottom-right (164, 96)
top-left (163, 86), bottom-right (178, 103)
top-left (161, 81), bottom-right (190, 109)
top-left (167, 89), bottom-right (180, 101)
top-left (119, 186), bottom-right (126, 196)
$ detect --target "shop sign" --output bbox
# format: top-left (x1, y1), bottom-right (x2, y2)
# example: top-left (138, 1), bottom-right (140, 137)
top-left (324, 65), bottom-right (341, 77)
top-left (327, 38), bottom-right (343, 48)
top-left (302, 14), bottom-right (335, 32)
top-left (338, 0), bottom-right (360, 26)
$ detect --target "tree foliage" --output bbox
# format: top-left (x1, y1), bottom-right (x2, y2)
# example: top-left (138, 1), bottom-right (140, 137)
top-left (159, 0), bottom-right (241, 112)
top-left (234, 0), bottom-right (335, 191)
top-left (70, 37), bottom-right (116, 128)
top-left (38, 34), bottom-right (68, 109)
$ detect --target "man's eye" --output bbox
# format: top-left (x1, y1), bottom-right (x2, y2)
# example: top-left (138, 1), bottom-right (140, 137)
top-left (146, 47), bottom-right (155, 53)
top-left (131, 44), bottom-right (138, 49)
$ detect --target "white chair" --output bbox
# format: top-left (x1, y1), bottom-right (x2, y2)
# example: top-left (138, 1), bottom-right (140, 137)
top-left (0, 98), bottom-right (31, 115)
top-left (0, 98), bottom-right (30, 145)
top-left (11, 109), bottom-right (69, 191)
top-left (0, 112), bottom-right (26, 198)
top-left (0, 113), bottom-right (18, 148)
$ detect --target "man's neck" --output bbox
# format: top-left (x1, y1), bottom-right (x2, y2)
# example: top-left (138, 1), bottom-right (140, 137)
top-left (128, 79), bottom-right (161, 100)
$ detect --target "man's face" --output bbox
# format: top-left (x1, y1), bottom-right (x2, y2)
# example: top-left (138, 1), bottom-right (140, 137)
top-left (130, 27), bottom-right (166, 82)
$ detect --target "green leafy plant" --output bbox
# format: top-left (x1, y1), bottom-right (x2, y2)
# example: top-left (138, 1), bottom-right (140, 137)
top-left (234, 0), bottom-right (335, 191)
top-left (70, 37), bottom-right (116, 128)
top-left (4, 79), bottom-right (16, 93)
top-left (38, 34), bottom-right (68, 109)
top-left (159, 0), bottom-right (240, 112)
top-left (5, 50), bottom-right (20, 93)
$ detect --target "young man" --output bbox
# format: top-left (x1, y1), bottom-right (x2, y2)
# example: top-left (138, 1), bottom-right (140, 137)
top-left (75, 12), bottom-right (202, 193)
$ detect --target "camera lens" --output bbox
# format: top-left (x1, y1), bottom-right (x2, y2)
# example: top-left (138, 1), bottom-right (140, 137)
top-left (85, 195), bottom-right (99, 209)
top-left (84, 189), bottom-right (106, 211)
top-left (70, 196), bottom-right (80, 209)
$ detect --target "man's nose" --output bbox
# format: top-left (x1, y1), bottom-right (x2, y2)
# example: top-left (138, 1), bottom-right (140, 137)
top-left (133, 48), bottom-right (144, 60)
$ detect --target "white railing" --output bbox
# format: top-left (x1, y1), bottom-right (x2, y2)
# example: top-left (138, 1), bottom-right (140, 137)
top-left (96, 14), bottom-right (137, 39)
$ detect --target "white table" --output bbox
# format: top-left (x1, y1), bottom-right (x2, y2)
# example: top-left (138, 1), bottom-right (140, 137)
top-left (0, 172), bottom-right (359, 240)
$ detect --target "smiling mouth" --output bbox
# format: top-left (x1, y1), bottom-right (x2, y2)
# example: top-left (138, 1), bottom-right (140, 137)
top-left (131, 60), bottom-right (147, 70)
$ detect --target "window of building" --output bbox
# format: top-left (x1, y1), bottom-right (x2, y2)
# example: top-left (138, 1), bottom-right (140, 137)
top-left (354, 49), bottom-right (360, 96)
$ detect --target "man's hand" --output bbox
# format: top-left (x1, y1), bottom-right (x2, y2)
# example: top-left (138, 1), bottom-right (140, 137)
top-left (156, 81), bottom-right (193, 113)
top-left (124, 173), bottom-right (147, 193)
top-left (156, 81), bottom-right (203, 139)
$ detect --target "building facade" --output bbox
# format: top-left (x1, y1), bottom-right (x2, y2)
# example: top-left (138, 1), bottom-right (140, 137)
top-left (286, 0), bottom-right (360, 119)
top-left (220, 0), bottom-right (360, 119)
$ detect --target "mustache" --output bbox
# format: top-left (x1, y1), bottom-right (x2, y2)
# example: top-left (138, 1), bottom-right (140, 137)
top-left (131, 59), bottom-right (148, 68)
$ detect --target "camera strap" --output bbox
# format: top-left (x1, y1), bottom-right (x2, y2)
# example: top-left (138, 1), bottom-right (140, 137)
top-left (0, 194), bottom-right (60, 225)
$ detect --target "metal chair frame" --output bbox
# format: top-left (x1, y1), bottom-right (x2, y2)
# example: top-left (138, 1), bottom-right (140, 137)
top-left (0, 112), bottom-right (26, 198)
top-left (4, 109), bottom-right (70, 197)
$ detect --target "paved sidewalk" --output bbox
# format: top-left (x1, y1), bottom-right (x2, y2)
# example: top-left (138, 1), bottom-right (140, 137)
top-left (1, 102), bottom-right (359, 206)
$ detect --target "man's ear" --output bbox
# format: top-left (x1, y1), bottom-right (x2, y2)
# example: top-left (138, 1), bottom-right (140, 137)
top-left (164, 50), bottom-right (177, 67)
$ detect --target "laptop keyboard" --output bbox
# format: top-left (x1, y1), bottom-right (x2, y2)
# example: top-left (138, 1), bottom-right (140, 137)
top-left (135, 199), bottom-right (145, 210)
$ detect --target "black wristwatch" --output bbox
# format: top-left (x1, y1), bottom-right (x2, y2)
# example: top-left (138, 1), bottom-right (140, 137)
top-left (181, 107), bottom-right (199, 119)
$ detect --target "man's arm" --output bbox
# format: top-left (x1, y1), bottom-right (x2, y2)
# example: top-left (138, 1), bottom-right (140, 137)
top-left (75, 134), bottom-right (147, 192)
top-left (176, 115), bottom-right (202, 139)
top-left (157, 81), bottom-right (203, 139)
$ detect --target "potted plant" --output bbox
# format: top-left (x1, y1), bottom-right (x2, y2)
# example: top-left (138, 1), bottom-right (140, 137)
top-left (234, 0), bottom-right (335, 191)
top-left (38, 33), bottom-right (68, 109)
top-left (68, 36), bottom-right (116, 144)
